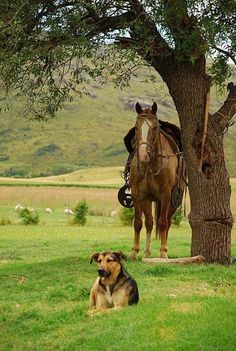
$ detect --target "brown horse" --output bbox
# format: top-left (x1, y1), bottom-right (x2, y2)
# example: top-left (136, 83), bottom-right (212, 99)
top-left (129, 102), bottom-right (184, 259)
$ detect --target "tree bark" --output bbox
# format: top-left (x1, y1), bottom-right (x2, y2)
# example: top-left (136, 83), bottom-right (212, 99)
top-left (156, 58), bottom-right (233, 265)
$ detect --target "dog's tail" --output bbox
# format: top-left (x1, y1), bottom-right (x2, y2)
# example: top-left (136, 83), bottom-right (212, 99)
top-left (128, 277), bottom-right (139, 305)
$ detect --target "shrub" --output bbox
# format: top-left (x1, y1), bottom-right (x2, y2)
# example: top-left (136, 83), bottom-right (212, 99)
top-left (0, 217), bottom-right (12, 225)
top-left (73, 200), bottom-right (88, 226)
top-left (35, 143), bottom-right (61, 156)
top-left (119, 207), bottom-right (134, 226)
top-left (172, 208), bottom-right (183, 226)
top-left (18, 208), bottom-right (39, 225)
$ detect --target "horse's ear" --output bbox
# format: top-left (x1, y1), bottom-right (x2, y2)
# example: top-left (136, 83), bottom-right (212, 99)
top-left (152, 102), bottom-right (158, 115)
top-left (90, 253), bottom-right (99, 264)
top-left (135, 102), bottom-right (143, 114)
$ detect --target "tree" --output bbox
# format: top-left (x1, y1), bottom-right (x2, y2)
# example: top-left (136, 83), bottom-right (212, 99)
top-left (1, 1), bottom-right (236, 264)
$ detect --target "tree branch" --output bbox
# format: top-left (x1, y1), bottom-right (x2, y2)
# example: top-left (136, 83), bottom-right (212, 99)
top-left (213, 45), bottom-right (236, 65)
top-left (213, 82), bottom-right (236, 132)
top-left (119, 0), bottom-right (172, 62)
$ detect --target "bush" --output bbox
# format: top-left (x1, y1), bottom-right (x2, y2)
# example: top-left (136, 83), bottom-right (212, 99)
top-left (119, 207), bottom-right (134, 226)
top-left (172, 208), bottom-right (183, 226)
top-left (18, 208), bottom-right (39, 225)
top-left (0, 217), bottom-right (12, 225)
top-left (35, 143), bottom-right (61, 156)
top-left (73, 200), bottom-right (88, 226)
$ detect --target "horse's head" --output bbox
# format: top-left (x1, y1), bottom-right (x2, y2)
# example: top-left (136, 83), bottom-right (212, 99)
top-left (135, 102), bottom-right (159, 163)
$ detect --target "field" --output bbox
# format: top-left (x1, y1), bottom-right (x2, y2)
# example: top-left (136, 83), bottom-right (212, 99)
top-left (0, 169), bottom-right (236, 351)
top-left (1, 223), bottom-right (236, 351)
top-left (1, 167), bottom-right (236, 219)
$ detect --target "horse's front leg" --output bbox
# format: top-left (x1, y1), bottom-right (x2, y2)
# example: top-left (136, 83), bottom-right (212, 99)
top-left (130, 202), bottom-right (142, 260)
top-left (142, 200), bottom-right (153, 258)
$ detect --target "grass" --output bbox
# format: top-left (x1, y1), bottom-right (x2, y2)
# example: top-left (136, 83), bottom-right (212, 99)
top-left (1, 223), bottom-right (236, 351)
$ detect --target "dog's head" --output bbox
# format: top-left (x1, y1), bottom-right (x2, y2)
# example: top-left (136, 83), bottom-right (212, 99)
top-left (90, 250), bottom-right (126, 281)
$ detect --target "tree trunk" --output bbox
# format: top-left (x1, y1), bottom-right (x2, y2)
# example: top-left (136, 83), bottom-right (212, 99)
top-left (157, 58), bottom-right (233, 264)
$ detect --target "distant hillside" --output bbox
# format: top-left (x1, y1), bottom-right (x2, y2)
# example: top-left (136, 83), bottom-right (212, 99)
top-left (0, 66), bottom-right (236, 177)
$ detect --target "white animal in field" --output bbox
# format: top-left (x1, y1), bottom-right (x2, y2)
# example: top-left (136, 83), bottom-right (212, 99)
top-left (110, 210), bottom-right (117, 218)
top-left (15, 204), bottom-right (23, 211)
top-left (64, 208), bottom-right (74, 215)
top-left (45, 208), bottom-right (52, 214)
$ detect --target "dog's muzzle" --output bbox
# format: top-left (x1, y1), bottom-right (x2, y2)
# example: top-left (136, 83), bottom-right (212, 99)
top-left (98, 269), bottom-right (110, 278)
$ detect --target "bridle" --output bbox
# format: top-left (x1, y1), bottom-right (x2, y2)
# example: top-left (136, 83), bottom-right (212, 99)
top-left (135, 112), bottom-right (183, 176)
top-left (135, 113), bottom-right (159, 156)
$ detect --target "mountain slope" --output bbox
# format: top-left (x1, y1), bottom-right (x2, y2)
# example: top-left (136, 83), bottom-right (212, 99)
top-left (0, 66), bottom-right (236, 177)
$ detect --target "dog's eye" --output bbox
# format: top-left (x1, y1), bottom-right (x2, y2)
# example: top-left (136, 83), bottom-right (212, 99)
top-left (106, 258), bottom-right (113, 263)
top-left (97, 259), bottom-right (102, 263)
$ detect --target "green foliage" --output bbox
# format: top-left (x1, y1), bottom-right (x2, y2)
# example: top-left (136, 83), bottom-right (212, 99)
top-left (0, 217), bottom-right (12, 225)
top-left (1, 167), bottom-right (29, 178)
top-left (73, 200), bottom-right (88, 226)
top-left (209, 55), bottom-right (232, 92)
top-left (1, 1), bottom-right (235, 118)
top-left (35, 144), bottom-right (61, 156)
top-left (172, 207), bottom-right (183, 226)
top-left (119, 207), bottom-right (134, 226)
top-left (18, 207), bottom-right (39, 225)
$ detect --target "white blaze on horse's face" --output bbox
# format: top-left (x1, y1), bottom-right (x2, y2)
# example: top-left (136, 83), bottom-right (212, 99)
top-left (139, 118), bottom-right (154, 163)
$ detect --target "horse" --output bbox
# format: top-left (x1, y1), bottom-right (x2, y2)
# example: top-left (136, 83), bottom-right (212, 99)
top-left (129, 102), bottom-right (185, 259)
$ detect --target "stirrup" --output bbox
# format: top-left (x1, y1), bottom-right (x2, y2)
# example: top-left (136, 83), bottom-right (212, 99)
top-left (118, 184), bottom-right (134, 208)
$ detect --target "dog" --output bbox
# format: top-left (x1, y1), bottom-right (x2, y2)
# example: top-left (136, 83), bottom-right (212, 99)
top-left (89, 250), bottom-right (139, 313)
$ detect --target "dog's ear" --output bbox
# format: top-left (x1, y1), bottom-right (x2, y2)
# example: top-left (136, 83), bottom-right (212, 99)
top-left (113, 251), bottom-right (126, 261)
top-left (90, 253), bottom-right (99, 264)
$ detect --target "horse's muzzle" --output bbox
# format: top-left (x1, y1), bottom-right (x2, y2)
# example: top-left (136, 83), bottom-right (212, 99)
top-left (139, 144), bottom-right (150, 163)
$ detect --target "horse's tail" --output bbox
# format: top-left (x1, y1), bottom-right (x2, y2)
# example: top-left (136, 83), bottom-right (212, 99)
top-left (154, 200), bottom-right (161, 239)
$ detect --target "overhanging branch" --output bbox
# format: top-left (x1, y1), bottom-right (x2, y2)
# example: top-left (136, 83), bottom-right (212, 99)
top-left (213, 82), bottom-right (236, 132)
top-left (213, 45), bottom-right (236, 65)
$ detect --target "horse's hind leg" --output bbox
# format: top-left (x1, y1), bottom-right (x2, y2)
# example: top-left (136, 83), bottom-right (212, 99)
top-left (130, 202), bottom-right (142, 260)
top-left (142, 201), bottom-right (153, 258)
top-left (158, 200), bottom-right (170, 258)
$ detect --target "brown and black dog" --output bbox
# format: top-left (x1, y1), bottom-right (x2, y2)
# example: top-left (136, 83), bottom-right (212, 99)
top-left (89, 250), bottom-right (139, 313)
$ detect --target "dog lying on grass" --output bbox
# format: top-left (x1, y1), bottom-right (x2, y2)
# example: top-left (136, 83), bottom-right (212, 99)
top-left (89, 250), bottom-right (139, 313)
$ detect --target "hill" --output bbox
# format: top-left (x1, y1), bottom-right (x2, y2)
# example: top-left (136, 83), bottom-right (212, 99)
top-left (0, 66), bottom-right (236, 177)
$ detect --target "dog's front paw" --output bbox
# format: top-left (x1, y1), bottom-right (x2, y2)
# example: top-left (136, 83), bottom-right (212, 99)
top-left (87, 308), bottom-right (98, 316)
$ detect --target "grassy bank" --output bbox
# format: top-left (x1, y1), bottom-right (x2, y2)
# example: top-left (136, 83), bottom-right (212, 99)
top-left (0, 224), bottom-right (236, 351)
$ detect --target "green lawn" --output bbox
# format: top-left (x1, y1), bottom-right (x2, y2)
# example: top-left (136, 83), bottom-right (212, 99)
top-left (1, 223), bottom-right (236, 351)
